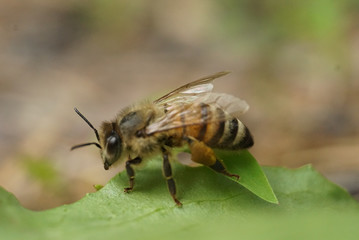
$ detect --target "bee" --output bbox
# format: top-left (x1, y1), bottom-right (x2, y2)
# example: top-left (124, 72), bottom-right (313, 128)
top-left (72, 71), bottom-right (253, 206)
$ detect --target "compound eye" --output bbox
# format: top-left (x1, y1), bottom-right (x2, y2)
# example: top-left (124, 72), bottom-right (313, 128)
top-left (106, 135), bottom-right (119, 155)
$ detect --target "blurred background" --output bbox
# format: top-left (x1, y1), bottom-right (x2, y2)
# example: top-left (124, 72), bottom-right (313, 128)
top-left (1, 0), bottom-right (358, 210)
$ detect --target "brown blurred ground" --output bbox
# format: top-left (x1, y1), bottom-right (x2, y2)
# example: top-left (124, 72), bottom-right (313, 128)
top-left (0, 0), bottom-right (358, 210)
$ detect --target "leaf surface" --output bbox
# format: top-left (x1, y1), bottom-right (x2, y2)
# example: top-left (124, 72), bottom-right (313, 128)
top-left (1, 152), bottom-right (358, 240)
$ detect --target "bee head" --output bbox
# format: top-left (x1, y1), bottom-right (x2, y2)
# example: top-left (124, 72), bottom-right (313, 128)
top-left (71, 108), bottom-right (123, 170)
top-left (100, 121), bottom-right (123, 170)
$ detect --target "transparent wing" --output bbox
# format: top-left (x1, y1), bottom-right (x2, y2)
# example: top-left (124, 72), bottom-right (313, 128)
top-left (153, 71), bottom-right (230, 105)
top-left (146, 92), bottom-right (249, 134)
top-left (201, 92), bottom-right (249, 118)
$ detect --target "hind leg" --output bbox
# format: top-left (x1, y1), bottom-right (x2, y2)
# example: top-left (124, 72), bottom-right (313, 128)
top-left (185, 137), bottom-right (239, 180)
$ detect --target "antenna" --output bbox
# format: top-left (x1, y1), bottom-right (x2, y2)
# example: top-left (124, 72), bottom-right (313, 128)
top-left (71, 107), bottom-right (102, 150)
top-left (74, 107), bottom-right (100, 142)
top-left (71, 142), bottom-right (101, 151)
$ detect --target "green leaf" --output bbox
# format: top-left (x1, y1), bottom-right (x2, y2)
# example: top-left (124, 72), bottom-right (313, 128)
top-left (217, 150), bottom-right (278, 204)
top-left (1, 156), bottom-right (359, 240)
top-left (93, 184), bottom-right (104, 191)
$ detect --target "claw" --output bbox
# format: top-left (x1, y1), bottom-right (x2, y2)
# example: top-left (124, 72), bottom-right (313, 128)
top-left (225, 173), bottom-right (240, 181)
top-left (124, 187), bottom-right (133, 193)
top-left (231, 174), bottom-right (240, 181)
top-left (173, 197), bottom-right (183, 207)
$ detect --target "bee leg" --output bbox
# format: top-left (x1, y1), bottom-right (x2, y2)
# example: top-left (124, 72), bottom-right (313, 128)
top-left (209, 159), bottom-right (240, 181)
top-left (124, 156), bottom-right (142, 193)
top-left (186, 137), bottom-right (240, 180)
top-left (162, 147), bottom-right (182, 207)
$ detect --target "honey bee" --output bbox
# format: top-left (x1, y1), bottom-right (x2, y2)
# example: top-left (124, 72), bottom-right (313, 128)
top-left (72, 71), bottom-right (253, 206)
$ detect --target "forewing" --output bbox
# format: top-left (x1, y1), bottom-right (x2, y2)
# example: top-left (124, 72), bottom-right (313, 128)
top-left (147, 103), bottom-right (204, 134)
top-left (153, 71), bottom-right (230, 105)
top-left (146, 93), bottom-right (249, 134)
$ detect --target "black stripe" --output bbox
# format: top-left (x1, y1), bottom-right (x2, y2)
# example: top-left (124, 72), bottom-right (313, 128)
top-left (220, 118), bottom-right (239, 147)
top-left (232, 125), bottom-right (254, 149)
top-left (197, 103), bottom-right (208, 141)
top-left (206, 108), bottom-right (225, 147)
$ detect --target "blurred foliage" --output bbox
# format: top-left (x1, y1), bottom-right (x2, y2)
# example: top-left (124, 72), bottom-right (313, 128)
top-left (214, 0), bottom-right (353, 58)
top-left (65, 0), bottom-right (152, 49)
top-left (64, 0), bottom-right (356, 51)
top-left (20, 155), bottom-right (60, 188)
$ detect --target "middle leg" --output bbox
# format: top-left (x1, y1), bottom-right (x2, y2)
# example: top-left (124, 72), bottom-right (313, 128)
top-left (161, 147), bottom-right (182, 206)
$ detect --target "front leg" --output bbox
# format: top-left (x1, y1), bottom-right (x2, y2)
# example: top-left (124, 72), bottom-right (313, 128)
top-left (162, 147), bottom-right (182, 207)
top-left (124, 156), bottom-right (142, 193)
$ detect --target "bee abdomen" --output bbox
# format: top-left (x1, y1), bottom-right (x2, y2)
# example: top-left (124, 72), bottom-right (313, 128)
top-left (211, 117), bottom-right (253, 150)
top-left (225, 120), bottom-right (253, 149)
top-left (186, 104), bottom-right (253, 150)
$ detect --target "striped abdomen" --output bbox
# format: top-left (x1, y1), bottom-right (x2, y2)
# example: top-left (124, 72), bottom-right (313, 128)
top-left (184, 103), bottom-right (253, 150)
